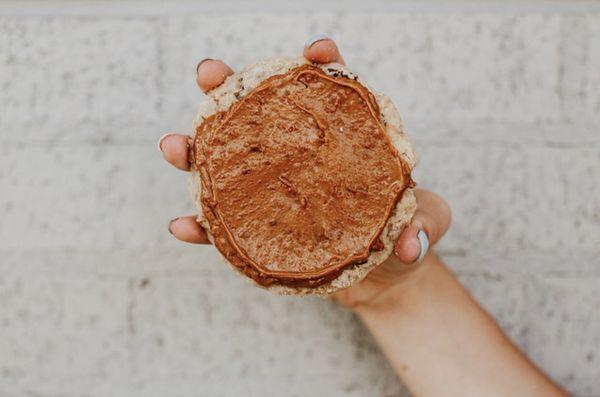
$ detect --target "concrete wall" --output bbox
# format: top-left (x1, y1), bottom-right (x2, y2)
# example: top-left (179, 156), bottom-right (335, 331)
top-left (1, 1), bottom-right (599, 396)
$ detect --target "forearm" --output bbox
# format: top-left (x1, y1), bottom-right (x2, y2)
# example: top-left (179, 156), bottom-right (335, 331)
top-left (355, 252), bottom-right (568, 397)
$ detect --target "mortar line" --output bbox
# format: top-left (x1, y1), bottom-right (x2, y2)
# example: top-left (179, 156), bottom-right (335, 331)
top-left (1, 0), bottom-right (600, 17)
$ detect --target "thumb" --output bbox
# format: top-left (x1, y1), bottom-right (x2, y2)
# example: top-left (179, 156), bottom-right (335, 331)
top-left (394, 189), bottom-right (451, 263)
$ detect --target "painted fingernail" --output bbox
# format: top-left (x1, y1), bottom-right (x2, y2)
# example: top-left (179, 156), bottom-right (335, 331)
top-left (196, 58), bottom-right (213, 74)
top-left (416, 229), bottom-right (429, 263)
top-left (168, 217), bottom-right (180, 235)
top-left (305, 33), bottom-right (330, 49)
top-left (158, 133), bottom-right (173, 153)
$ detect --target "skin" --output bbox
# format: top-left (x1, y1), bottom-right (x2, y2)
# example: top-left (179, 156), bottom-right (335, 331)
top-left (159, 38), bottom-right (569, 396)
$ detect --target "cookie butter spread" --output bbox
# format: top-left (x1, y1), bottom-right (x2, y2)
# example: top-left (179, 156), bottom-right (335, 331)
top-left (194, 65), bottom-right (413, 288)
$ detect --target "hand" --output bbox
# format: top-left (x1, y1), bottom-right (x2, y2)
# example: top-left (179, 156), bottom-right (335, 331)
top-left (158, 36), bottom-right (451, 306)
top-left (332, 188), bottom-right (451, 310)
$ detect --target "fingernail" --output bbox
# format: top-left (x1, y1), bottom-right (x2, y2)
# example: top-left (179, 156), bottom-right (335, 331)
top-left (158, 133), bottom-right (173, 153)
top-left (168, 218), bottom-right (180, 235)
top-left (416, 229), bottom-right (429, 263)
top-left (196, 58), bottom-right (213, 74)
top-left (305, 33), bottom-right (330, 49)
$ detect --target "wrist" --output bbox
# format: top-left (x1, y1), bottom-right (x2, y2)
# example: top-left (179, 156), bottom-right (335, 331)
top-left (352, 251), bottom-right (440, 321)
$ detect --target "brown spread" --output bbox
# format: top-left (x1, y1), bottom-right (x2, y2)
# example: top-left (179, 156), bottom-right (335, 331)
top-left (194, 65), bottom-right (413, 288)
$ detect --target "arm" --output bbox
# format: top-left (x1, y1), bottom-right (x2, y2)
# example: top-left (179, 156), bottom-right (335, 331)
top-left (354, 252), bottom-right (568, 397)
top-left (332, 186), bottom-right (568, 396)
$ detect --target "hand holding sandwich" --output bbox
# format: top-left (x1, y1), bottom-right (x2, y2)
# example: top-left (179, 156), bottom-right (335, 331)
top-left (159, 36), bottom-right (568, 397)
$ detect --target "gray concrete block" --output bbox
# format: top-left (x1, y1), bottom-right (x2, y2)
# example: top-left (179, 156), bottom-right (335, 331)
top-left (160, 11), bottom-right (600, 136)
top-left (2, 11), bottom-right (597, 145)
top-left (418, 143), bottom-right (600, 258)
top-left (0, 270), bottom-right (131, 396)
top-left (409, 120), bottom-right (600, 146)
top-left (4, 246), bottom-right (595, 396)
top-left (0, 249), bottom-right (408, 397)
top-left (0, 17), bottom-right (161, 144)
top-left (128, 273), bottom-right (406, 397)
top-left (0, 143), bottom-right (190, 250)
top-left (586, 14), bottom-right (600, 119)
top-left (525, 276), bottom-right (600, 396)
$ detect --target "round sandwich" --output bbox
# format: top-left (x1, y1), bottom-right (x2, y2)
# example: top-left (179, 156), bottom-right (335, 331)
top-left (190, 57), bottom-right (417, 295)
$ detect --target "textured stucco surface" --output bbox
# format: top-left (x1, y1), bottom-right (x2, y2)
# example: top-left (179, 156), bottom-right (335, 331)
top-left (1, 1), bottom-right (599, 396)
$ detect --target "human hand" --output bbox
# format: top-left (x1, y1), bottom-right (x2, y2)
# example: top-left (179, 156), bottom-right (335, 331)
top-left (332, 188), bottom-right (450, 310)
top-left (159, 36), bottom-right (450, 306)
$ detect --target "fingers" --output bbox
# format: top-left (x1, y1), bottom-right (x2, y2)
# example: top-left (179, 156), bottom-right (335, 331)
top-left (161, 61), bottom-right (235, 169)
top-left (394, 189), bottom-right (452, 263)
top-left (394, 224), bottom-right (422, 264)
top-left (195, 37), bottom-right (345, 94)
top-left (158, 133), bottom-right (191, 171)
top-left (163, 60), bottom-right (230, 243)
top-left (196, 59), bottom-right (234, 93)
top-left (169, 216), bottom-right (210, 244)
top-left (303, 34), bottom-right (345, 65)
